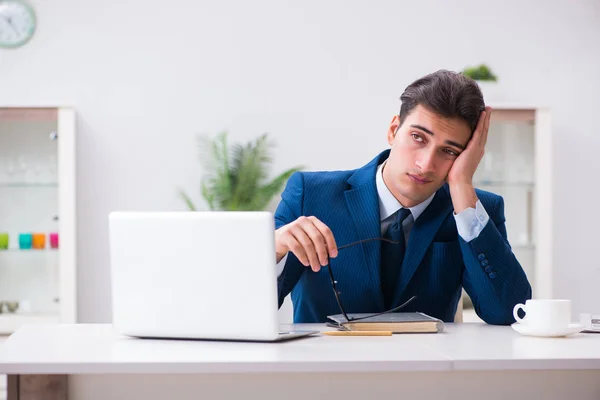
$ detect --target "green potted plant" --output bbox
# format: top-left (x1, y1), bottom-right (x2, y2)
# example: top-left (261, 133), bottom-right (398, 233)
top-left (462, 64), bottom-right (498, 82)
top-left (180, 132), bottom-right (303, 211)
top-left (462, 63), bottom-right (501, 102)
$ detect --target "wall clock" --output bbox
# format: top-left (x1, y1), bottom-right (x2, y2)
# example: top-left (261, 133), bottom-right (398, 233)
top-left (0, 0), bottom-right (36, 49)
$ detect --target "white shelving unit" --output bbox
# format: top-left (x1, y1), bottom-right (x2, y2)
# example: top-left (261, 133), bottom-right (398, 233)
top-left (0, 107), bottom-right (76, 334)
top-left (461, 105), bottom-right (553, 322)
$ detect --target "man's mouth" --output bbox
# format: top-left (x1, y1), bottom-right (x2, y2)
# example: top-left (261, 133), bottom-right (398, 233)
top-left (407, 173), bottom-right (432, 184)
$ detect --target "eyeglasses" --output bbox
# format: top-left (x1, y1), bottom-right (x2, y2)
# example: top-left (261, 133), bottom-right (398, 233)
top-left (325, 237), bottom-right (417, 323)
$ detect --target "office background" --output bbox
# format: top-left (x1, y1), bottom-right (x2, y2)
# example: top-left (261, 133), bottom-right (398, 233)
top-left (0, 0), bottom-right (598, 323)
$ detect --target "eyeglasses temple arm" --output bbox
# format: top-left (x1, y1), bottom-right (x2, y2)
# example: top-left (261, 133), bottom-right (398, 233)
top-left (346, 295), bottom-right (418, 322)
top-left (336, 237), bottom-right (399, 251)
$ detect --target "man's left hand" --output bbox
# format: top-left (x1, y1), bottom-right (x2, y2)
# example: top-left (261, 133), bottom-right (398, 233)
top-left (447, 106), bottom-right (492, 213)
top-left (448, 106), bottom-right (492, 185)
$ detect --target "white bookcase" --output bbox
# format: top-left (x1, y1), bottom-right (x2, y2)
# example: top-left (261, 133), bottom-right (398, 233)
top-left (462, 105), bottom-right (553, 322)
top-left (0, 107), bottom-right (76, 334)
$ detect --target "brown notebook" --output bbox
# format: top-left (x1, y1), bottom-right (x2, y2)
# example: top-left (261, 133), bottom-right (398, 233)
top-left (326, 312), bottom-right (445, 333)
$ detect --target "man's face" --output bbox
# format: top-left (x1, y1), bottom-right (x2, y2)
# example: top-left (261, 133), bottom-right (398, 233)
top-left (383, 105), bottom-right (472, 207)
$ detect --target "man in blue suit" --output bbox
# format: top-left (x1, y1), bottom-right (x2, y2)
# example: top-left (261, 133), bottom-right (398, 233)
top-left (273, 70), bottom-right (532, 325)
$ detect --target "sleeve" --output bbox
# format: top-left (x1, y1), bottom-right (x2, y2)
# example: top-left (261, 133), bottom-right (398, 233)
top-left (274, 172), bottom-right (307, 308)
top-left (454, 200), bottom-right (489, 242)
top-left (458, 195), bottom-right (533, 325)
top-left (276, 253), bottom-right (288, 277)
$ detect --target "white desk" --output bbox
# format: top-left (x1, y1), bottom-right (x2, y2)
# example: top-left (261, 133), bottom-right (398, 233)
top-left (1, 323), bottom-right (600, 400)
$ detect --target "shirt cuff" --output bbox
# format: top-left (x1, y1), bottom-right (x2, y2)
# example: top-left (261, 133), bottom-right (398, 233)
top-left (276, 252), bottom-right (288, 277)
top-left (454, 199), bottom-right (489, 242)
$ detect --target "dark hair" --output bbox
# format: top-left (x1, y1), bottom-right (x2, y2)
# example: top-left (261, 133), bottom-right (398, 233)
top-left (399, 69), bottom-right (485, 134)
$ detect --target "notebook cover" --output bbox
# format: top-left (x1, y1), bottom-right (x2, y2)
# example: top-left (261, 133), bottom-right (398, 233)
top-left (326, 312), bottom-right (445, 332)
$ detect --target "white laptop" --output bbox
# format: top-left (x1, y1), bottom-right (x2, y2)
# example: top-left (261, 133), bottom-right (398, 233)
top-left (108, 211), bottom-right (317, 342)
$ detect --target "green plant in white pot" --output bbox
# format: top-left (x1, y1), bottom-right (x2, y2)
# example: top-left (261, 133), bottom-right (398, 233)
top-left (462, 64), bottom-right (498, 82)
top-left (462, 63), bottom-right (501, 102)
top-left (180, 132), bottom-right (303, 211)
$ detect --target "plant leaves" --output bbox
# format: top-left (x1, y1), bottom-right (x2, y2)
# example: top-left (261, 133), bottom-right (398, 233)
top-left (248, 167), bottom-right (303, 211)
top-left (179, 189), bottom-right (197, 211)
top-left (198, 132), bottom-right (233, 210)
top-left (190, 132), bottom-right (302, 211)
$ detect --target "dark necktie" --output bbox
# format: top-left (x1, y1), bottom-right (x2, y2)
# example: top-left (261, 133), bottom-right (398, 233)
top-left (380, 208), bottom-right (412, 309)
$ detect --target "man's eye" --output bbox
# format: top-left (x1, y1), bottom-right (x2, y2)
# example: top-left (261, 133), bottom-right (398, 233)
top-left (411, 133), bottom-right (423, 142)
top-left (444, 149), bottom-right (458, 156)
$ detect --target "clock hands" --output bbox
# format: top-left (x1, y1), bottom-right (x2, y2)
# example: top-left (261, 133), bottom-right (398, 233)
top-left (5, 16), bottom-right (19, 35)
top-left (0, 14), bottom-right (19, 36)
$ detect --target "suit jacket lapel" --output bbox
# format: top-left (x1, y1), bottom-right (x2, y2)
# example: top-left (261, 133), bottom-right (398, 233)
top-left (344, 150), bottom-right (390, 310)
top-left (392, 184), bottom-right (454, 305)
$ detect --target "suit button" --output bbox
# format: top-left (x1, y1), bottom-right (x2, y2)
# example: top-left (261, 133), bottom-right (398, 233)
top-left (485, 266), bottom-right (492, 273)
top-left (481, 259), bottom-right (489, 267)
top-left (477, 253), bottom-right (485, 261)
top-left (489, 272), bottom-right (497, 279)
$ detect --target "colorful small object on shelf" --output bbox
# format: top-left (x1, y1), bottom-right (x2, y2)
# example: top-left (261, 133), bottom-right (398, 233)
top-left (5, 301), bottom-right (19, 313)
top-left (0, 301), bottom-right (20, 314)
top-left (32, 233), bottom-right (46, 249)
top-left (19, 233), bottom-right (32, 249)
top-left (0, 232), bottom-right (8, 249)
top-left (49, 232), bottom-right (59, 249)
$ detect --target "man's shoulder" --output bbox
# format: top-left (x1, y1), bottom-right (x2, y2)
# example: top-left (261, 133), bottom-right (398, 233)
top-left (291, 168), bottom-right (357, 188)
top-left (286, 150), bottom-right (388, 191)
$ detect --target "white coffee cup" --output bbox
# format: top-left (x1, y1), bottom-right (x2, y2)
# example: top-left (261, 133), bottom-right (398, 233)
top-left (513, 299), bottom-right (572, 330)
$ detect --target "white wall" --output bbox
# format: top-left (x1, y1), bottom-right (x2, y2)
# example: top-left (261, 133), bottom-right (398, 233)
top-left (0, 0), bottom-right (599, 322)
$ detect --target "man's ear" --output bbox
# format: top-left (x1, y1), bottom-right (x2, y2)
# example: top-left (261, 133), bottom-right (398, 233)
top-left (387, 115), bottom-right (401, 146)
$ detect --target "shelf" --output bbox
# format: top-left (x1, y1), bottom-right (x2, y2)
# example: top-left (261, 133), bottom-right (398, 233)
top-left (0, 313), bottom-right (59, 335)
top-left (513, 243), bottom-right (535, 250)
top-left (474, 181), bottom-right (534, 188)
top-left (0, 182), bottom-right (58, 188)
top-left (0, 249), bottom-right (58, 253)
top-left (0, 108), bottom-right (58, 122)
top-left (0, 107), bottom-right (78, 329)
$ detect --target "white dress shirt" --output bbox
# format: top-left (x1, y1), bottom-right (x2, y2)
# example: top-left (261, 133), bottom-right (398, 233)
top-left (276, 162), bottom-right (490, 275)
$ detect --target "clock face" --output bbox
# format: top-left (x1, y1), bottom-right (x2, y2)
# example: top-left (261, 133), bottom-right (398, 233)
top-left (0, 1), bottom-right (36, 48)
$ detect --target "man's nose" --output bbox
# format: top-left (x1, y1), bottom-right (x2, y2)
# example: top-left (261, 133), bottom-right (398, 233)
top-left (415, 149), bottom-right (437, 173)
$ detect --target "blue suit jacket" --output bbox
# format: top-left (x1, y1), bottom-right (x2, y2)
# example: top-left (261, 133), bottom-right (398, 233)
top-left (275, 150), bottom-right (532, 325)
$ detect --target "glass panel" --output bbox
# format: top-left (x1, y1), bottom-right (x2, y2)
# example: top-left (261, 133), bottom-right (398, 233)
top-left (474, 120), bottom-right (535, 185)
top-left (0, 109), bottom-right (59, 316)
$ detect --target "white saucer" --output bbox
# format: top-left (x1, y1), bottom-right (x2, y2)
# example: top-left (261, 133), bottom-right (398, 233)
top-left (511, 323), bottom-right (584, 338)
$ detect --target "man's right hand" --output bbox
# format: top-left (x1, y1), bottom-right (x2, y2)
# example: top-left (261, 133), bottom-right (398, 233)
top-left (275, 216), bottom-right (338, 272)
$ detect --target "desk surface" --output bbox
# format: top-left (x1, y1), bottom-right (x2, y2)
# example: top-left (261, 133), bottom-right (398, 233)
top-left (1, 323), bottom-right (600, 374)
